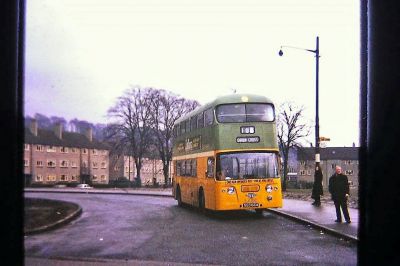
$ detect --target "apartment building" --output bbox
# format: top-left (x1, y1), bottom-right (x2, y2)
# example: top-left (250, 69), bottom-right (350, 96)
top-left (109, 154), bottom-right (172, 186)
top-left (296, 147), bottom-right (359, 187)
top-left (24, 120), bottom-right (110, 185)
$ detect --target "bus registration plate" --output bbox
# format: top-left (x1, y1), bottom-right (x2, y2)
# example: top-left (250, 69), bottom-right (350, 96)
top-left (243, 203), bottom-right (259, 207)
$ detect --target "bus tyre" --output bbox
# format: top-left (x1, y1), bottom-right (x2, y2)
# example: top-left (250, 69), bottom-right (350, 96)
top-left (176, 186), bottom-right (183, 207)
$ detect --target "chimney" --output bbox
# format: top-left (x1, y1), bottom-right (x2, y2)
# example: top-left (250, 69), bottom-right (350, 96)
top-left (54, 123), bottom-right (63, 139)
top-left (30, 119), bottom-right (38, 136)
top-left (85, 127), bottom-right (93, 142)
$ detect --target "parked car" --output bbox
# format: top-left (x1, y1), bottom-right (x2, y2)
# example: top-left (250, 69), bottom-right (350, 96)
top-left (77, 183), bottom-right (92, 189)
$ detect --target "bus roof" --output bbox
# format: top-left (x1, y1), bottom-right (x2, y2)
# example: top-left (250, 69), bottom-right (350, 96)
top-left (175, 93), bottom-right (274, 125)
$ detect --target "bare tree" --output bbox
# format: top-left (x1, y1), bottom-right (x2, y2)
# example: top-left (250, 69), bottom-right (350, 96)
top-left (277, 102), bottom-right (311, 191)
top-left (33, 113), bottom-right (52, 129)
top-left (107, 86), bottom-right (154, 186)
top-left (68, 118), bottom-right (92, 133)
top-left (148, 88), bottom-right (200, 186)
top-left (49, 116), bottom-right (67, 128)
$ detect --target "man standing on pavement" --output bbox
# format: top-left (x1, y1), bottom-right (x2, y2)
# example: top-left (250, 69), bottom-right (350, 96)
top-left (328, 165), bottom-right (351, 223)
top-left (311, 166), bottom-right (323, 206)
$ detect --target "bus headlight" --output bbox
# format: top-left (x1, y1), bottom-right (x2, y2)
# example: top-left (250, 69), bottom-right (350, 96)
top-left (227, 187), bottom-right (235, 194)
top-left (266, 185), bottom-right (273, 193)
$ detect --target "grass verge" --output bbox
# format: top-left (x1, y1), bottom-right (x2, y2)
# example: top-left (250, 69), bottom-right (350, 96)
top-left (24, 198), bottom-right (81, 234)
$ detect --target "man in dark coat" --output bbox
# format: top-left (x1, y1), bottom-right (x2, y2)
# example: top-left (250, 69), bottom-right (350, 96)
top-left (311, 166), bottom-right (323, 206)
top-left (328, 165), bottom-right (351, 223)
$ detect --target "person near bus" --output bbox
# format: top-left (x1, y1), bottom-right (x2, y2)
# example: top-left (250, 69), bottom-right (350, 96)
top-left (328, 165), bottom-right (351, 223)
top-left (311, 166), bottom-right (323, 206)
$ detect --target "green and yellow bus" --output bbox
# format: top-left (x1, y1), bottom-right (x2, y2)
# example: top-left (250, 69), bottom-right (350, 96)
top-left (172, 93), bottom-right (282, 214)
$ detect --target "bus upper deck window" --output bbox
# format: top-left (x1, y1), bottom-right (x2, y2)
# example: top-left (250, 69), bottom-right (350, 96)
top-left (204, 108), bottom-right (214, 126)
top-left (185, 120), bottom-right (190, 133)
top-left (216, 104), bottom-right (245, 123)
top-left (216, 103), bottom-right (274, 123)
top-left (197, 111), bottom-right (204, 128)
top-left (246, 104), bottom-right (274, 122)
top-left (190, 116), bottom-right (197, 131)
top-left (180, 122), bottom-right (185, 134)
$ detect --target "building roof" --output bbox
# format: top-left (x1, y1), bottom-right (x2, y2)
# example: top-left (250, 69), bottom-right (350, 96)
top-left (25, 128), bottom-right (110, 150)
top-left (296, 147), bottom-right (359, 161)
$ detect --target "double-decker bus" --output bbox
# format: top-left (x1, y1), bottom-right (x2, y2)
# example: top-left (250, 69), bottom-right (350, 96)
top-left (172, 93), bottom-right (282, 214)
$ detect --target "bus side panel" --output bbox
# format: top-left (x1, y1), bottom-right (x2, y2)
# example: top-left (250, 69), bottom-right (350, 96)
top-left (197, 156), bottom-right (216, 210)
top-left (176, 171), bottom-right (199, 206)
top-left (180, 175), bottom-right (191, 205)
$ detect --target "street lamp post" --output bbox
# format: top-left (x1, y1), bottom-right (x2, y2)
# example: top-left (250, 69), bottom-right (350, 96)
top-left (278, 36), bottom-right (321, 172)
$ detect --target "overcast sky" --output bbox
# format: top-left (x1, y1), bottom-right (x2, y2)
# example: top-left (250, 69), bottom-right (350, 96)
top-left (24, 0), bottom-right (360, 147)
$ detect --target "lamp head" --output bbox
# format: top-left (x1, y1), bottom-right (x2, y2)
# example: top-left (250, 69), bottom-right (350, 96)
top-left (278, 49), bottom-right (283, 56)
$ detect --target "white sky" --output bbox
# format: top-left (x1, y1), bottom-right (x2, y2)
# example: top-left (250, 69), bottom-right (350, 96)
top-left (24, 0), bottom-right (360, 147)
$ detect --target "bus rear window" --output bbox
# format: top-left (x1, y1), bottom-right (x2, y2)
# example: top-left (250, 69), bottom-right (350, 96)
top-left (216, 103), bottom-right (274, 123)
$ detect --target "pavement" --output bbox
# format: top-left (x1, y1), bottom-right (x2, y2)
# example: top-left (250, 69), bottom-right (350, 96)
top-left (24, 187), bottom-right (359, 243)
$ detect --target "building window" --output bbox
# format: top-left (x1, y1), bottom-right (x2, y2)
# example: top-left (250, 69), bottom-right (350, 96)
top-left (47, 175), bottom-right (56, 181)
top-left (92, 162), bottom-right (98, 168)
top-left (101, 162), bottom-right (107, 168)
top-left (60, 174), bottom-right (68, 181)
top-left (70, 161), bottom-right (78, 168)
top-left (345, 170), bottom-right (354, 175)
top-left (71, 147), bottom-right (77, 153)
top-left (36, 145), bottom-right (44, 152)
top-left (300, 161), bottom-right (306, 165)
top-left (101, 175), bottom-right (106, 181)
top-left (331, 164), bottom-right (336, 169)
top-left (93, 175), bottom-right (98, 180)
top-left (307, 170), bottom-right (312, 176)
top-left (101, 150), bottom-right (108, 155)
top-left (24, 144), bottom-right (30, 151)
top-left (60, 160), bottom-right (69, 168)
top-left (24, 159), bottom-right (29, 167)
top-left (92, 149), bottom-right (98, 155)
top-left (82, 148), bottom-right (87, 154)
top-left (47, 146), bottom-right (57, 152)
top-left (300, 170), bottom-right (306, 175)
top-left (114, 166), bottom-right (120, 171)
top-left (345, 160), bottom-right (352, 165)
top-left (60, 147), bottom-right (68, 153)
top-left (47, 160), bottom-right (56, 168)
top-left (36, 160), bottom-right (43, 167)
top-left (35, 175), bottom-right (43, 182)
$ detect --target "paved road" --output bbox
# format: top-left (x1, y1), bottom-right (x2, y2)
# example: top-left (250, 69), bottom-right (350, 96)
top-left (25, 192), bottom-right (357, 265)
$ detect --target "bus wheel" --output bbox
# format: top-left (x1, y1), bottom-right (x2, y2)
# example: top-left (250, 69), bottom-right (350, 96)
top-left (176, 186), bottom-right (183, 207)
top-left (199, 189), bottom-right (205, 213)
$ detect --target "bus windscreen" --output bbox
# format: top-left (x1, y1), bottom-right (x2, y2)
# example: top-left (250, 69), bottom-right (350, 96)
top-left (216, 152), bottom-right (279, 180)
